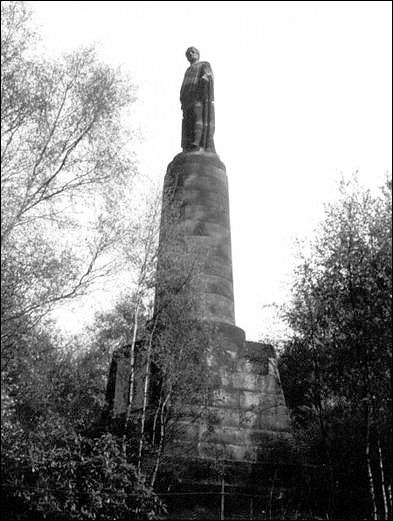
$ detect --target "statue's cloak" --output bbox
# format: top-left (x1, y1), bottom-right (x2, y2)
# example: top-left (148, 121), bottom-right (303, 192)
top-left (180, 61), bottom-right (215, 151)
top-left (180, 61), bottom-right (214, 107)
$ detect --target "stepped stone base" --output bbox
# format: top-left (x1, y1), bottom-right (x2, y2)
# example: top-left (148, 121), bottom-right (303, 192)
top-left (106, 322), bottom-right (290, 465)
top-left (167, 322), bottom-right (290, 463)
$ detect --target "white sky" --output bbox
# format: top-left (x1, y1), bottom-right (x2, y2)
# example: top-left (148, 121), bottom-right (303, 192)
top-left (30, 1), bottom-right (392, 341)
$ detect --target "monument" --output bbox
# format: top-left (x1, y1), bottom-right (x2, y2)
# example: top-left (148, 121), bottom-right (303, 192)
top-left (106, 48), bottom-right (291, 516)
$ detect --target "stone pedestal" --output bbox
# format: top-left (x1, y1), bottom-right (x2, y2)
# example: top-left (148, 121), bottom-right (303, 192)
top-left (155, 151), bottom-right (235, 325)
top-left (153, 152), bottom-right (290, 464)
top-left (107, 151), bottom-right (291, 468)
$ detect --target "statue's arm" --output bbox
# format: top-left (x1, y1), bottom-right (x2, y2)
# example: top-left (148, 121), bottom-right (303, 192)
top-left (201, 62), bottom-right (213, 82)
top-left (200, 62), bottom-right (214, 101)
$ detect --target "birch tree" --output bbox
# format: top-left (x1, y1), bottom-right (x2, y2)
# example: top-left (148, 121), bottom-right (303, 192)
top-left (1, 1), bottom-right (138, 375)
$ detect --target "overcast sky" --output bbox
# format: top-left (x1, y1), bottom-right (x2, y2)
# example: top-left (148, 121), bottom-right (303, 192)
top-left (31, 0), bottom-right (392, 340)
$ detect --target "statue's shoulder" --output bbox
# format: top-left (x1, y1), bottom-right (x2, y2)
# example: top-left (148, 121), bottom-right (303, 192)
top-left (199, 62), bottom-right (213, 76)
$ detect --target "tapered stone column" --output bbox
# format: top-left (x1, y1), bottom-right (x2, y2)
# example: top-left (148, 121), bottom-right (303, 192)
top-left (155, 151), bottom-right (235, 326)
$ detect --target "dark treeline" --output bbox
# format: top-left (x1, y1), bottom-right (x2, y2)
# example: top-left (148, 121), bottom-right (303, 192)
top-left (279, 176), bottom-right (392, 520)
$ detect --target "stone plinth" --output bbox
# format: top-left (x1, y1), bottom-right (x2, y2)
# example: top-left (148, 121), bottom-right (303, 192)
top-left (105, 151), bottom-right (291, 476)
top-left (106, 325), bottom-right (291, 463)
top-left (155, 152), bottom-right (235, 326)
top-left (169, 323), bottom-right (290, 464)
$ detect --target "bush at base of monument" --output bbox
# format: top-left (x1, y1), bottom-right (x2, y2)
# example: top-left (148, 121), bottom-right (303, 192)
top-left (1, 415), bottom-right (164, 520)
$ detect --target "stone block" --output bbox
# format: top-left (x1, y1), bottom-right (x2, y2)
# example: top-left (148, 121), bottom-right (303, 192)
top-left (204, 294), bottom-right (235, 325)
top-left (200, 426), bottom-right (255, 447)
top-left (212, 388), bottom-right (240, 408)
top-left (174, 421), bottom-right (202, 443)
top-left (112, 355), bottom-right (130, 418)
top-left (170, 440), bottom-right (200, 459)
top-left (245, 341), bottom-right (275, 360)
top-left (223, 444), bottom-right (257, 462)
top-left (255, 393), bottom-right (286, 411)
top-left (258, 374), bottom-right (280, 394)
top-left (231, 371), bottom-right (262, 391)
top-left (239, 390), bottom-right (266, 409)
top-left (258, 406), bottom-right (291, 431)
top-left (239, 410), bottom-right (259, 429)
top-left (204, 406), bottom-right (240, 428)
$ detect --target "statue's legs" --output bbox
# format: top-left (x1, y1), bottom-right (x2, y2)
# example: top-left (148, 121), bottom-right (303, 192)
top-left (192, 102), bottom-right (203, 148)
top-left (182, 103), bottom-right (203, 151)
top-left (202, 101), bottom-right (215, 152)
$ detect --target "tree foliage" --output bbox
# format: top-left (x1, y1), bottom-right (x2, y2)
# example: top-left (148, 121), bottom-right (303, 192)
top-left (1, 3), bottom-right (165, 519)
top-left (1, 0), bottom-right (136, 359)
top-left (1, 0), bottom-right (138, 436)
top-left (2, 416), bottom-right (163, 520)
top-left (279, 175), bottom-right (392, 519)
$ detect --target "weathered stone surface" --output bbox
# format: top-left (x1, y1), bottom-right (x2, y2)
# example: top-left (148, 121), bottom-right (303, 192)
top-left (198, 441), bottom-right (257, 462)
top-left (143, 319), bottom-right (291, 464)
top-left (105, 346), bottom-right (131, 420)
top-left (156, 152), bottom-right (235, 326)
top-left (201, 406), bottom-right (241, 428)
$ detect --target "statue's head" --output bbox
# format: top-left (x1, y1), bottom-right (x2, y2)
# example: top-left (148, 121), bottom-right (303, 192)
top-left (185, 47), bottom-right (200, 64)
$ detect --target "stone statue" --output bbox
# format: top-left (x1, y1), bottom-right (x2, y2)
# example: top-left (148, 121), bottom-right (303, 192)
top-left (180, 47), bottom-right (215, 152)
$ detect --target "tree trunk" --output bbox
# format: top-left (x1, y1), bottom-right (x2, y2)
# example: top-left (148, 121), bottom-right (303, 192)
top-left (366, 409), bottom-right (378, 520)
top-left (122, 196), bottom-right (159, 446)
top-left (137, 318), bottom-right (157, 472)
top-left (151, 393), bottom-right (162, 448)
top-left (220, 476), bottom-right (225, 521)
top-left (150, 390), bottom-right (171, 488)
top-left (377, 436), bottom-right (389, 520)
top-left (122, 301), bottom-right (140, 449)
top-left (268, 469), bottom-right (277, 520)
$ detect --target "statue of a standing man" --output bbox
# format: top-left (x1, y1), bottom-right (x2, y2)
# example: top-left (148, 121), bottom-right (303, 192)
top-left (180, 47), bottom-right (215, 152)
